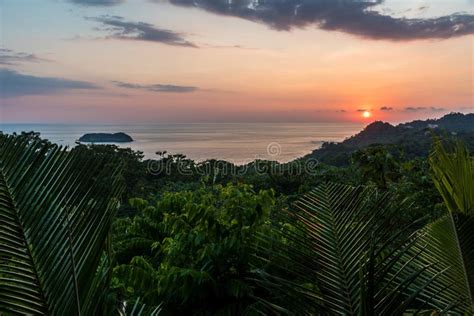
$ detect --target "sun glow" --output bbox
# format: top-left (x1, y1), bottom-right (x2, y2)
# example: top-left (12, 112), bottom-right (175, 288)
top-left (362, 111), bottom-right (371, 118)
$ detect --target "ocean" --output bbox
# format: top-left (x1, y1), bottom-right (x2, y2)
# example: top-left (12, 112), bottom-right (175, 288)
top-left (0, 122), bottom-right (364, 164)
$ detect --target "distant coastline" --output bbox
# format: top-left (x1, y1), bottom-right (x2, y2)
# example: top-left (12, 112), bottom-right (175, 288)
top-left (1, 114), bottom-right (472, 165)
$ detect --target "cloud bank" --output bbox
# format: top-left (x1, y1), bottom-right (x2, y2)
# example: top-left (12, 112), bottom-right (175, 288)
top-left (113, 81), bottom-right (199, 93)
top-left (88, 15), bottom-right (198, 47)
top-left (0, 69), bottom-right (99, 98)
top-left (167, 0), bottom-right (474, 41)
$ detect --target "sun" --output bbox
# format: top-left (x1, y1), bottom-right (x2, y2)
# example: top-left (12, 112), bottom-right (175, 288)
top-left (362, 111), bottom-right (371, 118)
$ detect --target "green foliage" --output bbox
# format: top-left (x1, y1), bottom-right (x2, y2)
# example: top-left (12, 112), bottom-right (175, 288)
top-left (351, 145), bottom-right (401, 189)
top-left (346, 145), bottom-right (445, 225)
top-left (430, 140), bottom-right (474, 215)
top-left (72, 144), bottom-right (145, 201)
top-left (387, 158), bottom-right (445, 223)
top-left (332, 140), bottom-right (474, 314)
top-left (113, 183), bottom-right (276, 314)
top-left (407, 214), bottom-right (474, 313)
top-left (2, 122), bottom-right (472, 315)
top-left (253, 183), bottom-right (446, 315)
top-left (408, 139), bottom-right (474, 313)
top-left (0, 134), bottom-right (123, 315)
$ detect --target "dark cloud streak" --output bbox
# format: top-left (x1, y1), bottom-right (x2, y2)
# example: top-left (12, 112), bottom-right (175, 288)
top-left (167, 0), bottom-right (474, 41)
top-left (112, 81), bottom-right (199, 93)
top-left (0, 48), bottom-right (48, 66)
top-left (0, 69), bottom-right (99, 98)
top-left (88, 15), bottom-right (198, 47)
top-left (404, 106), bottom-right (447, 112)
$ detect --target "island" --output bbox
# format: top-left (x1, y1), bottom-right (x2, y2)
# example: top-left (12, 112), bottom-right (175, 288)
top-left (78, 132), bottom-right (133, 143)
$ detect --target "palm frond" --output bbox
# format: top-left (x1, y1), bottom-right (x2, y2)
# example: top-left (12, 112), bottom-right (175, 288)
top-left (407, 140), bottom-right (474, 312)
top-left (404, 214), bottom-right (474, 313)
top-left (120, 297), bottom-right (163, 316)
top-left (430, 139), bottom-right (474, 215)
top-left (0, 134), bottom-right (123, 315)
top-left (253, 183), bottom-right (450, 315)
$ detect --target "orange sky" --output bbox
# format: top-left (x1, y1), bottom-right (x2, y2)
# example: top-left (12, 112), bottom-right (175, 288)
top-left (0, 0), bottom-right (472, 123)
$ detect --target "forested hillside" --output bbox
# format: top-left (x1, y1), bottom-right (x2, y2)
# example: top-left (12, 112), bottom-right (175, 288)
top-left (308, 113), bottom-right (474, 165)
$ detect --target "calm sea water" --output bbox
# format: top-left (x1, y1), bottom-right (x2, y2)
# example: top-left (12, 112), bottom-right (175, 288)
top-left (0, 123), bottom-right (363, 164)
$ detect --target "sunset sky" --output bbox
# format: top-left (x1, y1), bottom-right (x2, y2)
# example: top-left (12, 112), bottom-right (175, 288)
top-left (0, 0), bottom-right (473, 123)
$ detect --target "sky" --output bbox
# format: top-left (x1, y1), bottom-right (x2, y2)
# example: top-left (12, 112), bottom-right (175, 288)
top-left (0, 0), bottom-right (473, 124)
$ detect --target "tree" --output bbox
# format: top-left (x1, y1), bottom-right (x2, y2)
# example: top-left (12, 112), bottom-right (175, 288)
top-left (351, 145), bottom-right (401, 190)
top-left (112, 184), bottom-right (276, 315)
top-left (72, 144), bottom-right (145, 201)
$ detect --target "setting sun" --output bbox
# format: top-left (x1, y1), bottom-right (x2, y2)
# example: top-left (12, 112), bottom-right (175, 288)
top-left (362, 111), bottom-right (371, 118)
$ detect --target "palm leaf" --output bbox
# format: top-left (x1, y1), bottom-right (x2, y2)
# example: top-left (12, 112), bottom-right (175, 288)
top-left (406, 139), bottom-right (474, 313)
top-left (253, 183), bottom-right (449, 315)
top-left (430, 139), bottom-right (474, 215)
top-left (120, 298), bottom-right (163, 316)
top-left (0, 134), bottom-right (123, 315)
top-left (405, 214), bottom-right (474, 313)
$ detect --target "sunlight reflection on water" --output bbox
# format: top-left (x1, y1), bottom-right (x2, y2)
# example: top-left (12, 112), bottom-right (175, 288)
top-left (1, 122), bottom-right (363, 164)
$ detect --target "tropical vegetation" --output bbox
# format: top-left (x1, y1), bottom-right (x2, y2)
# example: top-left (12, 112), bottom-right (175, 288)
top-left (0, 114), bottom-right (473, 315)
